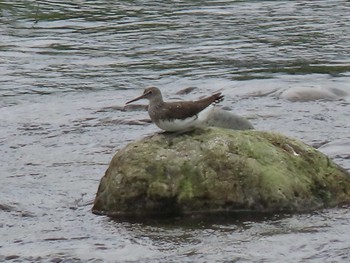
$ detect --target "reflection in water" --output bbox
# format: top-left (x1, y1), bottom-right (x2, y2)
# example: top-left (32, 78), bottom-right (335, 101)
top-left (0, 1), bottom-right (350, 262)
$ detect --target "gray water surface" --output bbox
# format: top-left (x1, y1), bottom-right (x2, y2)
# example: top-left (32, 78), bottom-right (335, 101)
top-left (1, 1), bottom-right (350, 262)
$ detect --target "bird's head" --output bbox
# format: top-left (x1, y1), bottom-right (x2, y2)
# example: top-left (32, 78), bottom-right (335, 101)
top-left (126, 87), bottom-right (162, 104)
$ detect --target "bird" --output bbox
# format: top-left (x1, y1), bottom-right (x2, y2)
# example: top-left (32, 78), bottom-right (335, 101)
top-left (125, 87), bottom-right (224, 132)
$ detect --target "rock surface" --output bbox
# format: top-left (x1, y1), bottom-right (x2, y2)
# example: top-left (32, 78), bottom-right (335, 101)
top-left (92, 128), bottom-right (350, 218)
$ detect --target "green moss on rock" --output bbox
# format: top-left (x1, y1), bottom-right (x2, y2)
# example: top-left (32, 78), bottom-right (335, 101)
top-left (92, 128), bottom-right (350, 217)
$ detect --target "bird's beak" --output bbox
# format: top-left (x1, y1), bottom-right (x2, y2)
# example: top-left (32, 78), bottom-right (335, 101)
top-left (125, 93), bottom-right (147, 105)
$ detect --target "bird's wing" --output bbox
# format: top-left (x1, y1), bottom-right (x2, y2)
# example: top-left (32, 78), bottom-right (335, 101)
top-left (158, 93), bottom-right (224, 120)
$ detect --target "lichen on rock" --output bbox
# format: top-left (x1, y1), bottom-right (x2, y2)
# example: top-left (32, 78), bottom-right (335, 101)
top-left (92, 128), bottom-right (350, 218)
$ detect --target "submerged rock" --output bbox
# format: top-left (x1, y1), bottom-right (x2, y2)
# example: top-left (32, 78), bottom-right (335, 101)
top-left (279, 87), bottom-right (348, 102)
top-left (92, 128), bottom-right (350, 218)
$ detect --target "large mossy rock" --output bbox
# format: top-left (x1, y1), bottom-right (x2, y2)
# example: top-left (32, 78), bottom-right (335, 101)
top-left (92, 128), bottom-right (350, 217)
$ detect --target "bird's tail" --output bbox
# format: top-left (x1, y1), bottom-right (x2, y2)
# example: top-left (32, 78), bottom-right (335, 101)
top-left (212, 93), bottom-right (224, 105)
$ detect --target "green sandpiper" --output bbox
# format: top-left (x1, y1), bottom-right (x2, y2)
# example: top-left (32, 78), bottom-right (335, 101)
top-left (126, 87), bottom-right (224, 132)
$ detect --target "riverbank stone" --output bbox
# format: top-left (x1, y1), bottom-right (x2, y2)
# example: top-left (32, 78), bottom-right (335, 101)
top-left (92, 128), bottom-right (350, 218)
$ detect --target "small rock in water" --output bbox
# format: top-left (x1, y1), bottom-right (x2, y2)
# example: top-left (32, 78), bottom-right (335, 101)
top-left (175, 87), bottom-right (198, 95)
top-left (279, 87), bottom-right (347, 102)
top-left (318, 140), bottom-right (350, 159)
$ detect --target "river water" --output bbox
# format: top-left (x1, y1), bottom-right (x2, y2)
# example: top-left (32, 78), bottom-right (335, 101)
top-left (1, 1), bottom-right (350, 262)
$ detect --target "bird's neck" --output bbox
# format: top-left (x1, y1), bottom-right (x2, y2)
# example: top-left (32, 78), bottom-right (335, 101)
top-left (149, 96), bottom-right (164, 107)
